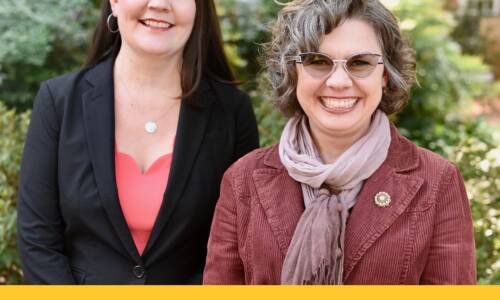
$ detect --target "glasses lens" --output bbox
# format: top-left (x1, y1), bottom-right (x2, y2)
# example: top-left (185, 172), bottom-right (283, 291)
top-left (346, 54), bottom-right (380, 78)
top-left (300, 53), bottom-right (333, 78)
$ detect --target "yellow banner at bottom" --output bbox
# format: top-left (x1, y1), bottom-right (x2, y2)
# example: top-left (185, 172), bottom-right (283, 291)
top-left (2, 285), bottom-right (498, 300)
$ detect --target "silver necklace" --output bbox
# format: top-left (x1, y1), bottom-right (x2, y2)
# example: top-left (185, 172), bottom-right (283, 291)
top-left (142, 101), bottom-right (178, 134)
top-left (144, 121), bottom-right (158, 134)
top-left (116, 76), bottom-right (179, 134)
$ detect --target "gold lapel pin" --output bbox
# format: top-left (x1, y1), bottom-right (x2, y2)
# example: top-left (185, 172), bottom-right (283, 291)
top-left (374, 191), bottom-right (391, 207)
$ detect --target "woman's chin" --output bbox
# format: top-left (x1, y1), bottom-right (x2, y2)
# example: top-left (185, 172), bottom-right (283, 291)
top-left (131, 41), bottom-right (182, 57)
top-left (140, 47), bottom-right (176, 56)
top-left (312, 113), bottom-right (373, 139)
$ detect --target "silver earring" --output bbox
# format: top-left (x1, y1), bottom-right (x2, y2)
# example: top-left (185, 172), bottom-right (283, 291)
top-left (107, 13), bottom-right (119, 33)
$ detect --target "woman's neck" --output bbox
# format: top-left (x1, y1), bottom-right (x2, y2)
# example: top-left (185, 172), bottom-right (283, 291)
top-left (310, 122), bottom-right (370, 165)
top-left (113, 44), bottom-right (183, 99)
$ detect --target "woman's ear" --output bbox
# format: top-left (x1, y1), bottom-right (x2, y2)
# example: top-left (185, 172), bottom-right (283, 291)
top-left (383, 71), bottom-right (388, 88)
top-left (109, 0), bottom-right (119, 16)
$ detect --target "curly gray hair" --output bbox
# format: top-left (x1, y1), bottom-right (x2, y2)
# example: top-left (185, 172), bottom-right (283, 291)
top-left (265, 0), bottom-right (416, 117)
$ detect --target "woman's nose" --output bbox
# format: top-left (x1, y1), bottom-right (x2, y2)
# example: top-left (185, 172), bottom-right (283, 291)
top-left (325, 63), bottom-right (353, 89)
top-left (147, 0), bottom-right (172, 11)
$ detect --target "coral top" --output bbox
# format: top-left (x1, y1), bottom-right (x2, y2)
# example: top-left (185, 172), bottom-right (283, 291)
top-left (115, 147), bottom-right (172, 255)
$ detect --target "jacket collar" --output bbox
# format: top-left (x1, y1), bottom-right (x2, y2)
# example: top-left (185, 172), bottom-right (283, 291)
top-left (84, 57), bottom-right (113, 88)
top-left (82, 58), bottom-right (141, 261)
top-left (262, 123), bottom-right (420, 173)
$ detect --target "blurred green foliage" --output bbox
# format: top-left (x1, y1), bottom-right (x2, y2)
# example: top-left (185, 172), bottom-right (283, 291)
top-left (449, 121), bottom-right (500, 283)
top-left (451, 13), bottom-right (484, 56)
top-left (0, 0), bottom-right (498, 284)
top-left (392, 0), bottom-right (490, 139)
top-left (0, 0), bottom-right (97, 110)
top-left (216, 0), bottom-right (286, 145)
top-left (0, 102), bottom-right (30, 284)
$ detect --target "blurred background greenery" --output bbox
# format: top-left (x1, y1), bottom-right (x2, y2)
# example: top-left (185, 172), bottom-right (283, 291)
top-left (0, 0), bottom-right (499, 284)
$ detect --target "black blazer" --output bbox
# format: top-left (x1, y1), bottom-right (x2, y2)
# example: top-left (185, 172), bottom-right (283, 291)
top-left (17, 58), bottom-right (259, 284)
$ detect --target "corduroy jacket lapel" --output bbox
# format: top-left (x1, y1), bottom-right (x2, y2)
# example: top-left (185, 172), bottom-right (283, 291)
top-left (253, 156), bottom-right (304, 255)
top-left (342, 125), bottom-right (424, 280)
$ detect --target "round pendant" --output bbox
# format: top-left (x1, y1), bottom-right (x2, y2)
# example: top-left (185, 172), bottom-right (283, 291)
top-left (144, 121), bottom-right (158, 134)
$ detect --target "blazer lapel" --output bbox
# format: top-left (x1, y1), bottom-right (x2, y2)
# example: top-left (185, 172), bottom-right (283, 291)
top-left (82, 58), bottom-right (140, 261)
top-left (142, 81), bottom-right (215, 255)
top-left (253, 147), bottom-right (304, 256)
top-left (343, 126), bottom-right (424, 280)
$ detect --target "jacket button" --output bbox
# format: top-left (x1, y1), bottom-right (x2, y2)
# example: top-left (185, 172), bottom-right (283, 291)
top-left (132, 265), bottom-right (145, 279)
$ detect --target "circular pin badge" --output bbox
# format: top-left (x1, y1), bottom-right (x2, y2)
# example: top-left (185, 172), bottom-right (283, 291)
top-left (374, 191), bottom-right (391, 207)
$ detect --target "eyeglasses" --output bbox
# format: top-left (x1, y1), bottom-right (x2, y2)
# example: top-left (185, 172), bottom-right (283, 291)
top-left (289, 52), bottom-right (384, 79)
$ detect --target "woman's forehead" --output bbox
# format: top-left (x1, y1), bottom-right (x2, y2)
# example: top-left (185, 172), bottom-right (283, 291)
top-left (318, 19), bottom-right (382, 57)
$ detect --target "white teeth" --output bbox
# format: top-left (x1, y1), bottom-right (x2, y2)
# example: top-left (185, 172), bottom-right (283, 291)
top-left (143, 20), bottom-right (171, 29)
top-left (321, 97), bottom-right (357, 109)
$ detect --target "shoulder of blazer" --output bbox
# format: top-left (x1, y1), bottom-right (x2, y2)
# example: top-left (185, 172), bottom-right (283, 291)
top-left (379, 125), bottom-right (461, 212)
top-left (207, 79), bottom-right (251, 109)
top-left (32, 67), bottom-right (91, 130)
top-left (221, 145), bottom-right (284, 209)
top-left (408, 140), bottom-right (461, 204)
top-left (43, 68), bottom-right (88, 94)
top-left (225, 145), bottom-right (282, 180)
top-left (38, 59), bottom-right (109, 117)
top-left (386, 125), bottom-right (457, 179)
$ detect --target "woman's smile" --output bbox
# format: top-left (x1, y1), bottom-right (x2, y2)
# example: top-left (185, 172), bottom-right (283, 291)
top-left (139, 18), bottom-right (174, 31)
top-left (111, 0), bottom-right (196, 56)
top-left (319, 96), bottom-right (359, 113)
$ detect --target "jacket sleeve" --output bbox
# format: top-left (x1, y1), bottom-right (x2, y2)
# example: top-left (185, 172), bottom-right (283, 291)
top-left (17, 82), bottom-right (75, 284)
top-left (420, 164), bottom-right (476, 284)
top-left (203, 167), bottom-right (246, 284)
top-left (233, 92), bottom-right (259, 160)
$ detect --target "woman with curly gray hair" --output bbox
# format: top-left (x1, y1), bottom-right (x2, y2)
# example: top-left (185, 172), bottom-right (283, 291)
top-left (203, 0), bottom-right (476, 285)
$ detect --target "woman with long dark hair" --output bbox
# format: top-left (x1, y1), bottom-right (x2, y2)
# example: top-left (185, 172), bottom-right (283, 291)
top-left (17, 0), bottom-right (259, 284)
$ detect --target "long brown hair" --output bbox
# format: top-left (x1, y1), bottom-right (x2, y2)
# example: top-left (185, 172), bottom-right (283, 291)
top-left (85, 0), bottom-right (235, 105)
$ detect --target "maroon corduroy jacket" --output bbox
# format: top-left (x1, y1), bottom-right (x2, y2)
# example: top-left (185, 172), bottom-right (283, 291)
top-left (203, 126), bottom-right (476, 284)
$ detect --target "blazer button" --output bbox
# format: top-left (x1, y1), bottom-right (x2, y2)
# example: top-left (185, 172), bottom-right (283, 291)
top-left (133, 265), bottom-right (145, 279)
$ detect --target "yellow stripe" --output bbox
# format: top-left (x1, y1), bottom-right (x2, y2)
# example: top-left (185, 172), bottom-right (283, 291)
top-left (2, 285), bottom-right (499, 300)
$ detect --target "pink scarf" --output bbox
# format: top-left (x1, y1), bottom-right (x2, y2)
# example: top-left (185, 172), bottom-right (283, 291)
top-left (279, 110), bottom-right (391, 284)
